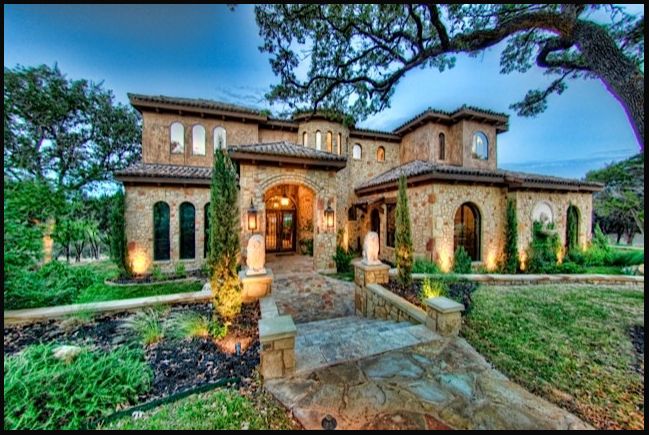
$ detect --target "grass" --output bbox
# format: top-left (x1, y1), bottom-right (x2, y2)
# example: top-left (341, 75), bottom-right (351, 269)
top-left (3, 344), bottom-right (152, 430)
top-left (75, 280), bottom-right (203, 304)
top-left (463, 284), bottom-right (644, 430)
top-left (168, 312), bottom-right (228, 340)
top-left (322, 271), bottom-right (355, 282)
top-left (121, 309), bottom-right (166, 346)
top-left (102, 387), bottom-right (300, 430)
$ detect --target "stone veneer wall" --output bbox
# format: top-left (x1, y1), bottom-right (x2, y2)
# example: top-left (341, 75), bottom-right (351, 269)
top-left (238, 163), bottom-right (338, 271)
top-left (258, 128), bottom-right (298, 144)
top-left (124, 184), bottom-right (211, 273)
top-left (400, 123), bottom-right (459, 166)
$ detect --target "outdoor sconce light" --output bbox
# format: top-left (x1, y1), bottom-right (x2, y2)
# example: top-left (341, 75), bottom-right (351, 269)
top-left (325, 203), bottom-right (335, 229)
top-left (247, 199), bottom-right (258, 231)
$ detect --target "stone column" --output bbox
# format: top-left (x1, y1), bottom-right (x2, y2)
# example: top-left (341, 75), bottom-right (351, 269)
top-left (259, 315), bottom-right (297, 379)
top-left (425, 296), bottom-right (465, 336)
top-left (353, 260), bottom-right (390, 317)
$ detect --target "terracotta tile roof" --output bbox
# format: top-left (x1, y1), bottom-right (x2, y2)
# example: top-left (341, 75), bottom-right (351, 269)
top-left (355, 160), bottom-right (603, 193)
top-left (128, 93), bottom-right (264, 117)
top-left (229, 141), bottom-right (347, 162)
top-left (393, 105), bottom-right (509, 134)
top-left (114, 162), bottom-right (212, 180)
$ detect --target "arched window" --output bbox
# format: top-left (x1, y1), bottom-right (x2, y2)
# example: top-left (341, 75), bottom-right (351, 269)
top-left (302, 131), bottom-right (308, 146)
top-left (438, 133), bottom-right (446, 160)
top-left (179, 202), bottom-right (195, 260)
top-left (170, 122), bottom-right (184, 154)
top-left (153, 202), bottom-right (170, 261)
top-left (192, 125), bottom-right (205, 155)
top-left (352, 143), bottom-right (362, 160)
top-left (454, 203), bottom-right (481, 261)
top-left (377, 146), bottom-right (385, 162)
top-left (337, 133), bottom-right (342, 155)
top-left (315, 130), bottom-right (322, 151)
top-left (471, 131), bottom-right (489, 160)
top-left (326, 131), bottom-right (333, 153)
top-left (566, 204), bottom-right (580, 251)
top-left (213, 127), bottom-right (227, 151)
top-left (204, 203), bottom-right (210, 258)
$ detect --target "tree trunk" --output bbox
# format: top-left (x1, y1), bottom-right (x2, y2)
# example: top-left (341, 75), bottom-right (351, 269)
top-left (574, 21), bottom-right (644, 148)
top-left (616, 231), bottom-right (623, 244)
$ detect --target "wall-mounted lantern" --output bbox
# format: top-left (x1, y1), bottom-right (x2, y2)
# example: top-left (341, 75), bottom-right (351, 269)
top-left (247, 198), bottom-right (258, 231)
top-left (325, 203), bottom-right (335, 229)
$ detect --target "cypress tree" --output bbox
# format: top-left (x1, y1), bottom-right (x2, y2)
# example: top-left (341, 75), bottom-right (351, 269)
top-left (395, 175), bottom-right (413, 288)
top-left (208, 149), bottom-right (241, 321)
top-left (110, 189), bottom-right (131, 278)
top-left (566, 204), bottom-right (579, 253)
top-left (503, 198), bottom-right (519, 273)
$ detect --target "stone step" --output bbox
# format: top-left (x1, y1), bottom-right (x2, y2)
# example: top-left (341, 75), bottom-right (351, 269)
top-left (296, 316), bottom-right (397, 334)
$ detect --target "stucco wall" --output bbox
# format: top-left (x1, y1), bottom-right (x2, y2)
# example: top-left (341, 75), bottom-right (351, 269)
top-left (124, 184), bottom-right (211, 273)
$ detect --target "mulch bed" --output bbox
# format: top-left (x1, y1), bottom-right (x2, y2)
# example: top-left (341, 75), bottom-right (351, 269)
top-left (386, 280), bottom-right (425, 308)
top-left (4, 301), bottom-right (260, 402)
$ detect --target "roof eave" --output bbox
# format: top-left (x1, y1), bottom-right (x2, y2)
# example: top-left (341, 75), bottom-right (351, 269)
top-left (229, 151), bottom-right (347, 171)
top-left (129, 98), bottom-right (268, 122)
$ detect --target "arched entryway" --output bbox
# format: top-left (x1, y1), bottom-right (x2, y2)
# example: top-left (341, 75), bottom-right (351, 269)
top-left (566, 204), bottom-right (580, 251)
top-left (263, 184), bottom-right (315, 254)
top-left (454, 202), bottom-right (481, 261)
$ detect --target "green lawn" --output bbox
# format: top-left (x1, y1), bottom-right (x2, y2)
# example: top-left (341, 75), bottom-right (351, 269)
top-left (102, 387), bottom-right (299, 430)
top-left (463, 284), bottom-right (644, 430)
top-left (75, 280), bottom-right (204, 304)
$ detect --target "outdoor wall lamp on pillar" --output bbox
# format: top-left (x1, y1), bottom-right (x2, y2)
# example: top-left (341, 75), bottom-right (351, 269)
top-left (247, 198), bottom-right (258, 231)
top-left (325, 202), bottom-right (335, 230)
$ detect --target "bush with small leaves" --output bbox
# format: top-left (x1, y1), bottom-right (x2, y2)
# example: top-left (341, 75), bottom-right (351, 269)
top-left (452, 246), bottom-right (472, 274)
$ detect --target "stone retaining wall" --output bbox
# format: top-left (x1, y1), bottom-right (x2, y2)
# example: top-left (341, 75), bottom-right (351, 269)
top-left (365, 283), bottom-right (427, 325)
top-left (258, 296), bottom-right (297, 380)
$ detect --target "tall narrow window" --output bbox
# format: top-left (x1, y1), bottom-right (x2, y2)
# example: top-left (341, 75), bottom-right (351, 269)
top-left (326, 131), bottom-right (333, 153)
top-left (213, 127), bottom-right (227, 151)
top-left (352, 144), bottom-right (362, 160)
top-left (377, 146), bottom-right (385, 162)
top-left (192, 125), bottom-right (205, 155)
top-left (439, 133), bottom-right (446, 160)
top-left (153, 202), bottom-right (170, 261)
top-left (386, 204), bottom-right (396, 247)
top-left (471, 131), bottom-right (488, 160)
top-left (179, 202), bottom-right (195, 260)
top-left (170, 122), bottom-right (184, 154)
top-left (204, 203), bottom-right (210, 258)
top-left (454, 203), bottom-right (481, 261)
top-left (302, 131), bottom-right (308, 146)
top-left (337, 133), bottom-right (342, 155)
top-left (315, 130), bottom-right (322, 151)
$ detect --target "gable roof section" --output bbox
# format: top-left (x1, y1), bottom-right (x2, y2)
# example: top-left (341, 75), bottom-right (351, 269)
top-left (393, 105), bottom-right (509, 135)
top-left (229, 141), bottom-right (347, 170)
top-left (355, 160), bottom-right (603, 195)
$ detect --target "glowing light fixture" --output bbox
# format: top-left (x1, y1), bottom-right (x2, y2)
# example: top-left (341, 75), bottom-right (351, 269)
top-left (325, 203), bottom-right (335, 229)
top-left (280, 196), bottom-right (290, 207)
top-left (247, 198), bottom-right (258, 231)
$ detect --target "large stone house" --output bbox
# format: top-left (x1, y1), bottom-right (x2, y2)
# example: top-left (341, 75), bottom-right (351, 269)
top-left (115, 94), bottom-right (602, 274)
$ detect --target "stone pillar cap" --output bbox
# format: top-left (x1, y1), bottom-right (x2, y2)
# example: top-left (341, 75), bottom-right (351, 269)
top-left (425, 296), bottom-right (465, 313)
top-left (259, 315), bottom-right (296, 342)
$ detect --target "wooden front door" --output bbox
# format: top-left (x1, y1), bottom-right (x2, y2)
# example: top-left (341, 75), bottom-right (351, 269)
top-left (266, 210), bottom-right (296, 253)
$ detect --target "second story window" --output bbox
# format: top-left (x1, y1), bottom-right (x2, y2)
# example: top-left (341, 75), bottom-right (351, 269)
top-left (302, 131), bottom-right (308, 146)
top-left (337, 133), bottom-right (342, 155)
top-left (214, 127), bottom-right (227, 151)
top-left (439, 133), bottom-right (446, 160)
top-left (472, 131), bottom-right (489, 160)
top-left (326, 131), bottom-right (333, 153)
top-left (352, 143), bottom-right (362, 160)
top-left (377, 146), bottom-right (385, 162)
top-left (170, 122), bottom-right (184, 154)
top-left (315, 130), bottom-right (322, 151)
top-left (192, 125), bottom-right (205, 155)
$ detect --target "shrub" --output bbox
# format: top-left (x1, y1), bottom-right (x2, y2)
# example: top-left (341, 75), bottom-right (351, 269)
top-left (592, 223), bottom-right (610, 251)
top-left (208, 319), bottom-right (228, 340)
top-left (526, 221), bottom-right (561, 273)
top-left (419, 277), bottom-right (447, 303)
top-left (212, 274), bottom-right (242, 323)
top-left (395, 176), bottom-right (414, 288)
top-left (452, 246), bottom-right (472, 274)
top-left (299, 238), bottom-right (314, 256)
top-left (169, 312), bottom-right (210, 339)
top-left (3, 344), bottom-right (151, 430)
top-left (503, 198), bottom-right (519, 273)
top-left (610, 249), bottom-right (644, 266)
top-left (554, 261), bottom-right (586, 274)
top-left (446, 280), bottom-right (479, 315)
top-left (121, 308), bottom-right (165, 346)
top-left (174, 262), bottom-right (187, 278)
top-left (151, 264), bottom-right (165, 281)
top-left (109, 190), bottom-right (132, 278)
top-left (333, 245), bottom-right (355, 273)
top-left (412, 258), bottom-right (441, 274)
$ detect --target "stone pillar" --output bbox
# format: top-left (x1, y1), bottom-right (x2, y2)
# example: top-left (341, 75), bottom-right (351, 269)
top-left (259, 315), bottom-right (297, 380)
top-left (353, 260), bottom-right (390, 317)
top-left (425, 296), bottom-right (465, 336)
top-left (238, 269), bottom-right (274, 303)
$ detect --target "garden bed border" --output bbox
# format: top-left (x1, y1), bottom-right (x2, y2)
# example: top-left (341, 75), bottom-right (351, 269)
top-left (103, 277), bottom-right (202, 287)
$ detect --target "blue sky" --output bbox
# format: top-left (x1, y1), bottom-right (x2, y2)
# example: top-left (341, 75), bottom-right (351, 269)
top-left (4, 4), bottom-right (642, 179)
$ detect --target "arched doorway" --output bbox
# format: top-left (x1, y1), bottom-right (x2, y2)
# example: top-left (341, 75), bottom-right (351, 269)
top-left (454, 203), bottom-right (481, 261)
top-left (566, 204), bottom-right (580, 251)
top-left (265, 194), bottom-right (297, 253)
top-left (371, 208), bottom-right (380, 251)
top-left (263, 184), bottom-right (315, 254)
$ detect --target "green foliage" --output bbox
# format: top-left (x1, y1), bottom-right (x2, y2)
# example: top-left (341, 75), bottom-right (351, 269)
top-left (412, 258), bottom-right (441, 274)
top-left (299, 238), bottom-right (314, 256)
top-left (446, 280), bottom-right (479, 315)
top-left (395, 175), bottom-right (413, 288)
top-left (503, 198), bottom-right (519, 273)
top-left (419, 277), bottom-right (446, 303)
top-left (121, 308), bottom-right (165, 346)
top-left (151, 264), bottom-right (165, 282)
top-left (208, 149), bottom-right (241, 320)
top-left (592, 223), bottom-right (610, 251)
top-left (75, 280), bottom-right (203, 305)
top-left (566, 204), bottom-right (580, 254)
top-left (3, 344), bottom-right (151, 430)
top-left (208, 319), bottom-right (228, 340)
top-left (332, 245), bottom-right (355, 273)
top-left (109, 189), bottom-right (131, 277)
top-left (526, 221), bottom-right (561, 273)
top-left (553, 261), bottom-right (586, 274)
top-left (4, 64), bottom-right (142, 192)
top-left (452, 246), bottom-right (472, 274)
top-left (174, 262), bottom-right (187, 278)
top-left (169, 312), bottom-right (228, 340)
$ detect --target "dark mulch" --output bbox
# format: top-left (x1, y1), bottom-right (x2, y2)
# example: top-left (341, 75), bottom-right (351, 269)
top-left (4, 301), bottom-right (261, 403)
top-left (386, 280), bottom-right (425, 308)
top-left (629, 324), bottom-right (644, 376)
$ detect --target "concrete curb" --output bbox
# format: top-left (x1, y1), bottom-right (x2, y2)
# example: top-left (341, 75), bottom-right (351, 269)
top-left (4, 290), bottom-right (213, 325)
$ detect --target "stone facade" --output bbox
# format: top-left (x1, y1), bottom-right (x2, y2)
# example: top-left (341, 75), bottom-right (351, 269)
top-left (118, 94), bottom-right (598, 275)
